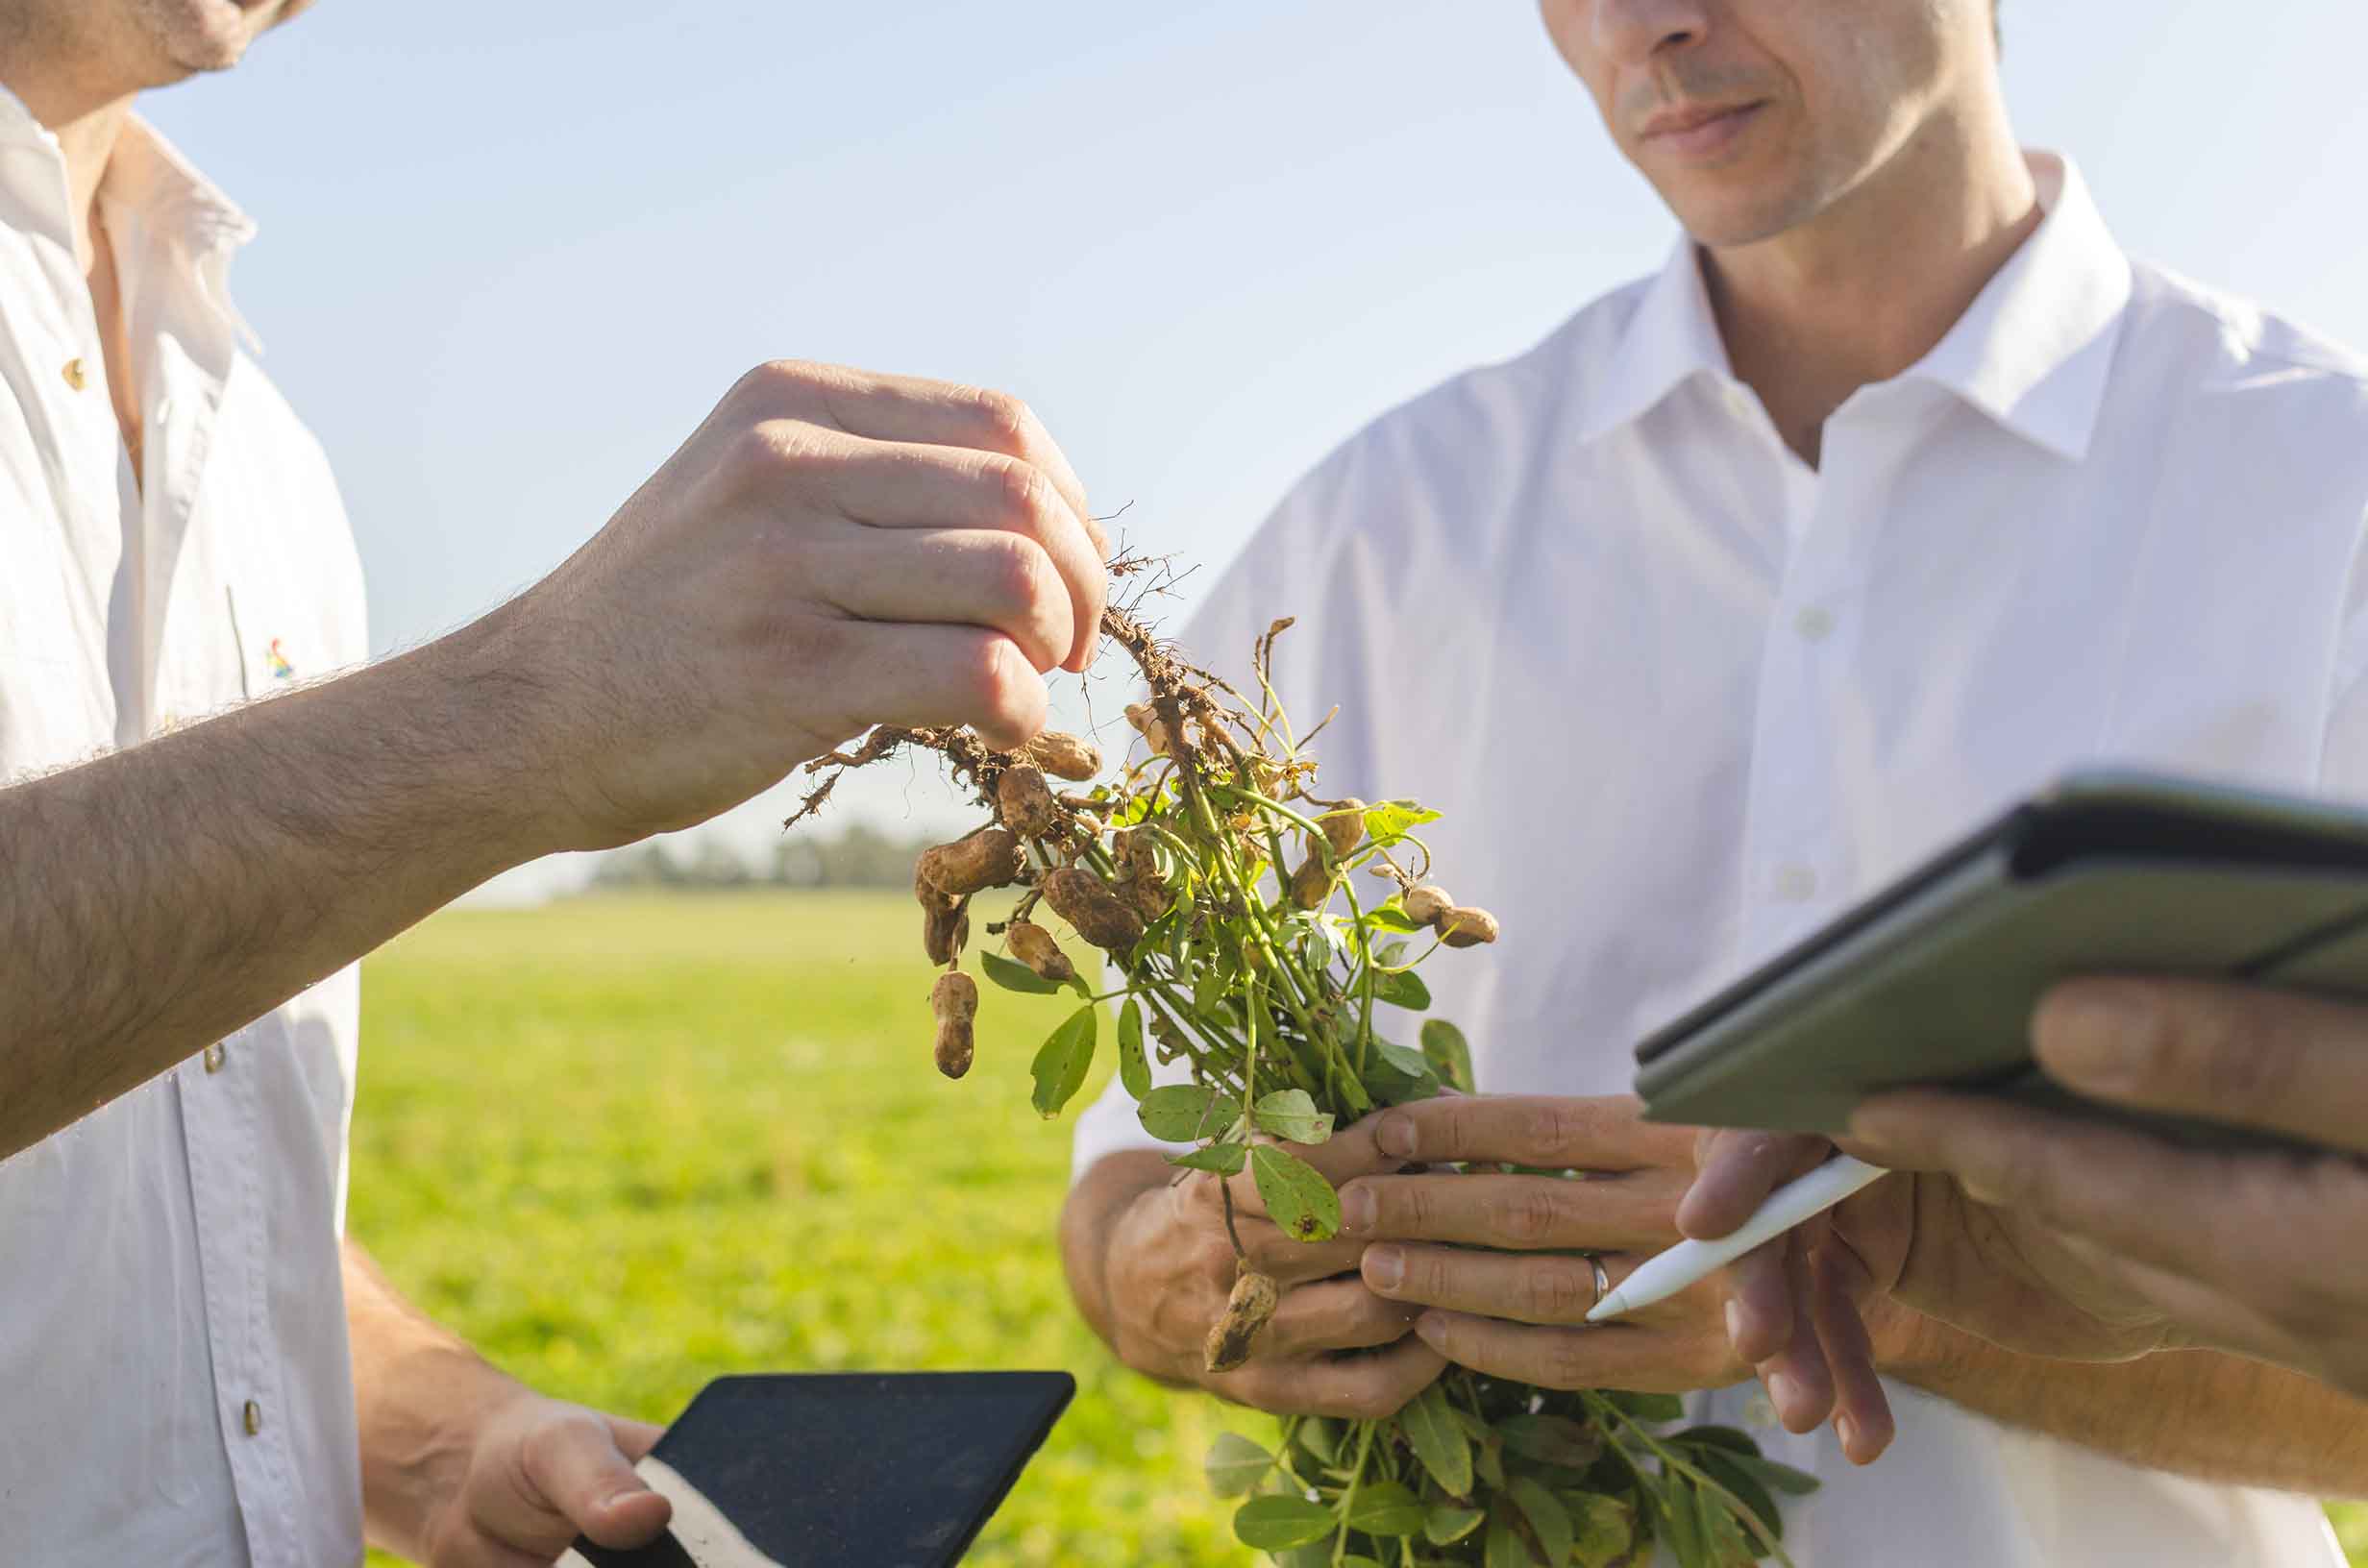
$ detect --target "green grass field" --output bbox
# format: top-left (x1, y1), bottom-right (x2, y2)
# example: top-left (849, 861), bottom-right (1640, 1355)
top-left (352, 891), bottom-right (2368, 1566)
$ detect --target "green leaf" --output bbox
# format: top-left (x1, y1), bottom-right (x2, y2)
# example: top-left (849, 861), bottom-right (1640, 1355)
top-left (1422, 1505), bottom-right (1486, 1546)
top-left (1138, 1084), bottom-right (1226, 1141)
top-left (1203, 1433), bottom-right (1275, 1498)
top-left (1419, 1018), bottom-right (1474, 1093)
top-left (1675, 1424), bottom-right (1759, 1455)
top-left (1369, 966), bottom-right (1432, 1011)
top-left (1396, 1382), bottom-right (1472, 1497)
top-left (1027, 1006), bottom-right (1098, 1118)
top-left (1566, 1493), bottom-right (1636, 1568)
top-left (1344, 1481), bottom-right (1426, 1537)
top-left (1659, 1478), bottom-right (1707, 1568)
top-left (1249, 1144), bottom-right (1341, 1242)
top-left (1473, 1435), bottom-right (1506, 1490)
top-left (1252, 1090), bottom-right (1335, 1144)
top-left (1697, 1451), bottom-right (1783, 1546)
top-left (1507, 1477), bottom-right (1574, 1566)
top-left (1168, 1143), bottom-right (1246, 1175)
top-left (1293, 1416), bottom-right (1340, 1466)
top-left (1482, 1507), bottom-right (1534, 1568)
top-left (1232, 1495), bottom-right (1336, 1551)
top-left (980, 946), bottom-right (1063, 995)
top-left (1495, 1413), bottom-right (1604, 1471)
top-left (1363, 799), bottom-right (1443, 847)
top-left (1609, 1389), bottom-right (1687, 1423)
top-left (1366, 902), bottom-right (1426, 934)
top-left (1116, 999), bottom-right (1150, 1099)
top-left (1720, 1451), bottom-right (1822, 1497)
top-left (1374, 940), bottom-right (1410, 968)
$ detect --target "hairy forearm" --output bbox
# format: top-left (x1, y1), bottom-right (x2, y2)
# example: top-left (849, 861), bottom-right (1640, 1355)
top-left (0, 606), bottom-right (560, 1159)
top-left (345, 1239), bottom-right (524, 1560)
top-left (1879, 1308), bottom-right (2368, 1494)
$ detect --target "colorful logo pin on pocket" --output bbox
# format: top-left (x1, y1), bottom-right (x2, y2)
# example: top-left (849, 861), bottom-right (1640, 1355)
top-left (266, 638), bottom-right (294, 681)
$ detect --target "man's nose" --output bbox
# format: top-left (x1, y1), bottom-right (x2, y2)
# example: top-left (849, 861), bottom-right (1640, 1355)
top-left (1591, 0), bottom-right (1712, 69)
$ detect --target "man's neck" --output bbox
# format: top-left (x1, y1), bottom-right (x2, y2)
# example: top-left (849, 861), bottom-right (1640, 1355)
top-left (0, 50), bottom-right (138, 271)
top-left (1705, 96), bottom-right (2039, 469)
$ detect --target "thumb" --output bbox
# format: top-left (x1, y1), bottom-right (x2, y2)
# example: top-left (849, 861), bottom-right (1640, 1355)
top-left (506, 1405), bottom-right (674, 1553)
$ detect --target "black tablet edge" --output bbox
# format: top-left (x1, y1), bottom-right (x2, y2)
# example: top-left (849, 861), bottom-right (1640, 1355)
top-left (932, 1370), bottom-right (1076, 1567)
top-left (1630, 767), bottom-right (2368, 1072)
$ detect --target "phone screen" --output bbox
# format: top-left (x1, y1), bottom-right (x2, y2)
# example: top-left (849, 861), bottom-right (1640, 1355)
top-left (563, 1372), bottom-right (1074, 1568)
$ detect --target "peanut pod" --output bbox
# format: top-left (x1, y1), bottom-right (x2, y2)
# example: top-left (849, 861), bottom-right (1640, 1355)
top-left (1203, 1269), bottom-right (1281, 1374)
top-left (1024, 730), bottom-right (1102, 782)
top-left (1042, 866), bottom-right (1146, 952)
top-left (1437, 905), bottom-right (1500, 948)
top-left (1006, 919), bottom-right (1076, 984)
top-left (931, 971), bottom-right (978, 1079)
top-left (917, 826), bottom-right (1023, 897)
top-left (996, 767), bottom-right (1060, 839)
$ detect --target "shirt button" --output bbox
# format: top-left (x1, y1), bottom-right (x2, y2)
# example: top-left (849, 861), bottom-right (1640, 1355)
top-left (1723, 384), bottom-right (1755, 420)
top-left (1743, 1391), bottom-right (1779, 1430)
top-left (242, 1400), bottom-right (262, 1436)
top-left (203, 1041), bottom-right (227, 1074)
top-left (1771, 864), bottom-right (1818, 901)
top-left (1793, 606), bottom-right (1835, 642)
top-left (62, 356), bottom-right (87, 391)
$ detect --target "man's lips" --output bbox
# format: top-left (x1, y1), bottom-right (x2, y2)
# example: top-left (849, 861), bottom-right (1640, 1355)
top-left (1638, 100), bottom-right (1768, 159)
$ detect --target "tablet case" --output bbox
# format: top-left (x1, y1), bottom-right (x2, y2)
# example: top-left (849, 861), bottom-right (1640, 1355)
top-left (1633, 770), bottom-right (2368, 1145)
top-left (563, 1371), bottom-right (1074, 1568)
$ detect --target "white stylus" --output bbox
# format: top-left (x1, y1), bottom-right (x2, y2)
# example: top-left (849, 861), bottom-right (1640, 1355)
top-left (1586, 1154), bottom-right (1890, 1324)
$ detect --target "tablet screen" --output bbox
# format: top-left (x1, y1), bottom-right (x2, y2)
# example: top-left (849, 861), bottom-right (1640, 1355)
top-left (564, 1372), bottom-right (1074, 1568)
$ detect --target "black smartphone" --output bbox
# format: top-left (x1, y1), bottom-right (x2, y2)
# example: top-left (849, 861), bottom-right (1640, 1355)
top-left (560, 1371), bottom-right (1075, 1568)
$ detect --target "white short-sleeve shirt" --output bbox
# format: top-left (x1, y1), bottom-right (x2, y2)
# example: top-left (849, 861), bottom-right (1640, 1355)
top-left (0, 92), bottom-right (368, 1568)
top-left (1073, 153), bottom-right (2363, 1566)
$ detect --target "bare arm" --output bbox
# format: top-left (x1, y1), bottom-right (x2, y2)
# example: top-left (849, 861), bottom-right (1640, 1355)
top-left (1, 359), bottom-right (1107, 1163)
top-left (1872, 1295), bottom-right (2368, 1495)
top-left (344, 1238), bottom-right (672, 1565)
top-left (3, 615), bottom-right (557, 1160)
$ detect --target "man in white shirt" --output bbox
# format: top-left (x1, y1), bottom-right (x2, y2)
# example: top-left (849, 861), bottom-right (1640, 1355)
top-left (0, 4), bottom-right (1103, 1566)
top-left (1066, 1), bottom-right (2368, 1561)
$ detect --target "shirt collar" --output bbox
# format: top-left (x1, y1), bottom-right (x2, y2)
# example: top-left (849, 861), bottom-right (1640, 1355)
top-left (0, 79), bottom-right (261, 350)
top-left (1579, 152), bottom-right (2133, 461)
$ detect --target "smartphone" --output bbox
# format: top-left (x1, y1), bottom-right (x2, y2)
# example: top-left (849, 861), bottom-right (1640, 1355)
top-left (560, 1371), bottom-right (1075, 1568)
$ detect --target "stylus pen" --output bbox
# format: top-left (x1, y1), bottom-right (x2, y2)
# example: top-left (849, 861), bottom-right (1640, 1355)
top-left (1586, 1154), bottom-right (1890, 1324)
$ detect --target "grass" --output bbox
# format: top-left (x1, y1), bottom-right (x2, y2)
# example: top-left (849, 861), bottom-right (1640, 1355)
top-left (352, 890), bottom-right (2368, 1566)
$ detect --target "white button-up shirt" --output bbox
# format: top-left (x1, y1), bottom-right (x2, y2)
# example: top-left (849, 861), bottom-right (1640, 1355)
top-left (0, 91), bottom-right (367, 1568)
top-left (1074, 154), bottom-right (2366, 1565)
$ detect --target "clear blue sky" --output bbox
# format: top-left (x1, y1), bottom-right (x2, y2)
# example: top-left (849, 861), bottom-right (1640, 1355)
top-left (140, 2), bottom-right (2368, 887)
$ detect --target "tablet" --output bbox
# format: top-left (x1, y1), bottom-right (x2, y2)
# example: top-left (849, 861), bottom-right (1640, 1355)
top-left (561, 1371), bottom-right (1074, 1568)
top-left (1632, 769), bottom-right (2368, 1146)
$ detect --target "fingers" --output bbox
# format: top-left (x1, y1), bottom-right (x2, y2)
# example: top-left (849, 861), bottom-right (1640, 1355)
top-left (764, 361), bottom-right (1095, 545)
top-left (739, 362), bottom-right (1104, 671)
top-left (1264, 1278), bottom-right (1422, 1357)
top-left (802, 525), bottom-right (1075, 674)
top-left (1808, 1241), bottom-right (1896, 1464)
top-left (1751, 1240), bottom-right (1834, 1434)
top-left (1679, 1130), bottom-right (1834, 1240)
top-left (1359, 1242), bottom-right (1636, 1325)
top-left (505, 1406), bottom-right (674, 1553)
top-left (1337, 1167), bottom-right (1686, 1252)
top-left (1226, 1335), bottom-right (1450, 1420)
top-left (820, 622), bottom-right (1047, 751)
top-left (1412, 1310), bottom-right (1716, 1393)
top-left (2035, 977), bottom-right (2368, 1154)
top-left (1365, 1094), bottom-right (1695, 1171)
top-left (784, 434), bottom-right (1105, 674)
top-left (1719, 1237), bottom-right (1795, 1366)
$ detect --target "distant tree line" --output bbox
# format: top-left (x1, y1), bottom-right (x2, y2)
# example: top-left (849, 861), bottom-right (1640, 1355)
top-left (587, 821), bottom-right (935, 892)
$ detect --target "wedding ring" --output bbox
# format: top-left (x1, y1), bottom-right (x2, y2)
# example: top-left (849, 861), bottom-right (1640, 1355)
top-left (1587, 1253), bottom-right (1611, 1312)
